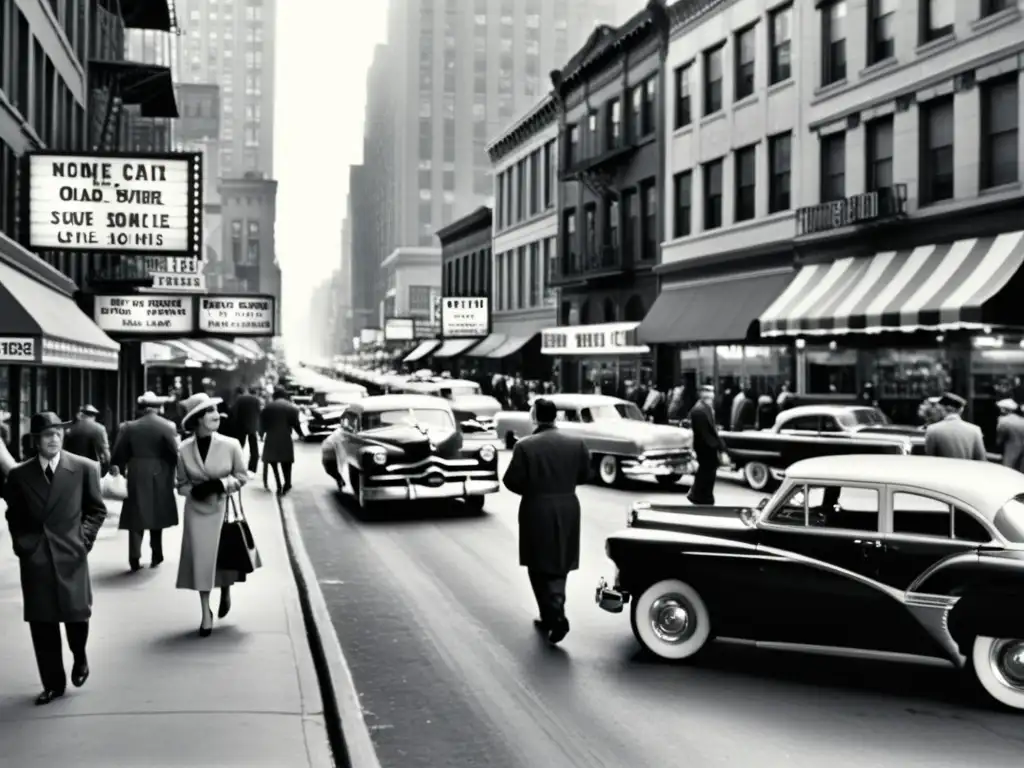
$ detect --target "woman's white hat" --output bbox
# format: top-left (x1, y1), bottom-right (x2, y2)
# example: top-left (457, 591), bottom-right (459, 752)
top-left (182, 393), bottom-right (223, 427)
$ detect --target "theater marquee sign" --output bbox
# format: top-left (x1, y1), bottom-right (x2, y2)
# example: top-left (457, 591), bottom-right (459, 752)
top-left (197, 296), bottom-right (276, 335)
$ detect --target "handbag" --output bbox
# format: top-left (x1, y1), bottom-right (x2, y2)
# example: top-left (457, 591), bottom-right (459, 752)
top-left (216, 493), bottom-right (262, 574)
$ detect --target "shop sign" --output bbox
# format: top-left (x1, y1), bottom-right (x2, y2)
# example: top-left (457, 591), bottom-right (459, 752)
top-left (795, 185), bottom-right (907, 236)
top-left (384, 317), bottom-right (415, 341)
top-left (139, 256), bottom-right (207, 292)
top-left (26, 151), bottom-right (203, 256)
top-left (0, 337), bottom-right (37, 362)
top-left (197, 296), bottom-right (275, 335)
top-left (360, 328), bottom-right (382, 344)
top-left (541, 324), bottom-right (646, 355)
top-left (440, 297), bottom-right (490, 338)
top-left (94, 295), bottom-right (193, 334)
top-left (414, 319), bottom-right (439, 338)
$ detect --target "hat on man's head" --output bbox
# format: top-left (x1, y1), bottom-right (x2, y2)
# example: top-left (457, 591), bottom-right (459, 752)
top-left (699, 384), bottom-right (715, 393)
top-left (29, 412), bottom-right (73, 434)
top-left (997, 398), bottom-right (1019, 412)
top-left (926, 396), bottom-right (942, 405)
top-left (79, 404), bottom-right (100, 416)
top-left (938, 392), bottom-right (967, 410)
top-left (137, 391), bottom-right (169, 407)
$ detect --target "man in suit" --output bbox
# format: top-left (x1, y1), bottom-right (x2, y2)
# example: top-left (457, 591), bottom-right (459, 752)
top-left (688, 385), bottom-right (723, 504)
top-left (502, 398), bottom-right (590, 645)
top-left (995, 398), bottom-right (1024, 472)
top-left (259, 388), bottom-right (302, 494)
top-left (3, 412), bottom-right (107, 705)
top-left (924, 392), bottom-right (987, 461)
top-left (231, 385), bottom-right (264, 474)
top-left (64, 404), bottom-right (111, 473)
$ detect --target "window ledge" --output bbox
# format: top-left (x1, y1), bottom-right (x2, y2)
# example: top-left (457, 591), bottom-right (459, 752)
top-left (700, 111), bottom-right (726, 129)
top-left (672, 123), bottom-right (694, 139)
top-left (767, 78), bottom-right (794, 96)
top-left (662, 209), bottom-right (794, 249)
top-left (971, 8), bottom-right (1021, 34)
top-left (733, 94), bottom-right (758, 110)
top-left (814, 78), bottom-right (848, 99)
top-left (915, 34), bottom-right (957, 58)
top-left (860, 57), bottom-right (898, 79)
top-left (979, 180), bottom-right (1022, 197)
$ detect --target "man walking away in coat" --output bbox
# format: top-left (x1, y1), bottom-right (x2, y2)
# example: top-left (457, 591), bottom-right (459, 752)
top-left (995, 398), bottom-right (1024, 472)
top-left (688, 385), bottom-right (723, 505)
top-left (64, 404), bottom-right (111, 474)
top-left (111, 392), bottom-right (180, 572)
top-left (924, 392), bottom-right (988, 461)
top-left (3, 412), bottom-right (107, 705)
top-left (260, 387), bottom-right (302, 494)
top-left (231, 385), bottom-right (263, 474)
top-left (502, 398), bottom-right (590, 645)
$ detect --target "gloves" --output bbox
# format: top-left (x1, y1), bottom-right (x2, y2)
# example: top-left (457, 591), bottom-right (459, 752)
top-left (191, 479), bottom-right (224, 501)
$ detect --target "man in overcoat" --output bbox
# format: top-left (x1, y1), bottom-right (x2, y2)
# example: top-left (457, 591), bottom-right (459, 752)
top-left (688, 385), bottom-right (723, 504)
top-left (231, 385), bottom-right (264, 473)
top-left (111, 391), bottom-right (180, 571)
top-left (3, 412), bottom-right (107, 705)
top-left (924, 392), bottom-right (988, 461)
top-left (64, 404), bottom-right (111, 473)
top-left (502, 398), bottom-right (590, 644)
top-left (996, 398), bottom-right (1024, 472)
top-left (259, 387), bottom-right (302, 494)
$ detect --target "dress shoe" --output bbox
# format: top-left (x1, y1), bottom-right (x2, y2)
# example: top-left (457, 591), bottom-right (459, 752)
top-left (151, 555), bottom-right (164, 568)
top-left (281, 483), bottom-right (292, 495)
top-left (533, 618), bottom-right (548, 631)
top-left (129, 560), bottom-right (142, 572)
top-left (218, 594), bottom-right (232, 619)
top-left (35, 689), bottom-right (65, 706)
top-left (547, 619), bottom-right (570, 644)
top-left (71, 660), bottom-right (89, 688)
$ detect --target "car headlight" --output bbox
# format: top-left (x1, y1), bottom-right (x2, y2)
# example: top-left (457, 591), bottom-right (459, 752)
top-left (367, 448), bottom-right (388, 466)
top-left (479, 444), bottom-right (496, 462)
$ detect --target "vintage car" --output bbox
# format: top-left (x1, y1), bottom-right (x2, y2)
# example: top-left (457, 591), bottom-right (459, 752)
top-left (386, 373), bottom-right (501, 439)
top-left (595, 454), bottom-right (1024, 711)
top-left (721, 404), bottom-right (924, 491)
top-left (495, 393), bottom-right (695, 487)
top-left (321, 394), bottom-right (499, 512)
top-left (302, 383), bottom-right (369, 440)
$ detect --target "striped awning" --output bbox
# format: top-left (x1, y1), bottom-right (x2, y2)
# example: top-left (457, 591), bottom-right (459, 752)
top-left (759, 231), bottom-right (1024, 337)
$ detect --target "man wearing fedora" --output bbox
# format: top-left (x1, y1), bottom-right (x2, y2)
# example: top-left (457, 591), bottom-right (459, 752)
top-left (924, 392), bottom-right (988, 461)
top-left (110, 392), bottom-right (180, 571)
top-left (3, 411), bottom-right (107, 705)
top-left (996, 398), bottom-right (1024, 472)
top-left (64, 404), bottom-right (111, 473)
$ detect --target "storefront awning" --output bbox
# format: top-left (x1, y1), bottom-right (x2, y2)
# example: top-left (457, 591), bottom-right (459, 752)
top-left (403, 339), bottom-right (440, 363)
top-left (234, 338), bottom-right (266, 357)
top-left (89, 59), bottom-right (179, 118)
top-left (116, 0), bottom-right (175, 32)
top-left (487, 335), bottom-right (534, 359)
top-left (0, 259), bottom-right (120, 370)
top-left (540, 322), bottom-right (650, 355)
top-left (638, 270), bottom-right (796, 344)
top-left (432, 339), bottom-right (480, 358)
top-left (465, 333), bottom-right (508, 357)
top-left (760, 230), bottom-right (1024, 337)
top-left (163, 339), bottom-right (233, 366)
top-left (205, 338), bottom-right (261, 361)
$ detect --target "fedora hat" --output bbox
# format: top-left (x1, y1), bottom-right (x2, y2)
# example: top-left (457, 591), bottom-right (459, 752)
top-left (29, 411), bottom-right (73, 434)
top-left (138, 391), bottom-right (170, 406)
top-left (181, 393), bottom-right (223, 428)
top-left (997, 398), bottom-right (1019, 412)
top-left (79, 404), bottom-right (100, 416)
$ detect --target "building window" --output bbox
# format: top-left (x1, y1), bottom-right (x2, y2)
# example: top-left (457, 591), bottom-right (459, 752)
top-left (587, 111), bottom-right (599, 154)
top-left (516, 159), bottom-right (526, 221)
top-left (606, 98), bottom-right (621, 148)
top-left (672, 171), bottom-right (692, 238)
top-left (868, 0), bottom-right (896, 65)
top-left (921, 0), bottom-right (954, 43)
top-left (820, 132), bottom-right (846, 202)
top-left (769, 4), bottom-right (792, 84)
top-left (584, 204), bottom-right (597, 254)
top-left (674, 64), bottom-right (692, 129)
top-left (542, 140), bottom-right (555, 208)
top-left (981, 75), bottom-right (1019, 189)
top-left (516, 247), bottom-right (526, 308)
top-left (982, 0), bottom-right (1012, 17)
top-left (735, 144), bottom-right (757, 222)
top-left (735, 26), bottom-right (756, 101)
top-left (622, 189), bottom-right (637, 257)
top-left (528, 150), bottom-right (540, 215)
top-left (606, 198), bottom-right (619, 248)
top-left (563, 209), bottom-right (576, 269)
top-left (768, 132), bottom-right (792, 213)
top-left (641, 181), bottom-right (657, 261)
top-left (566, 124), bottom-right (579, 167)
top-left (865, 116), bottom-right (894, 191)
top-left (495, 254), bottom-right (505, 310)
top-left (630, 84), bottom-right (643, 139)
top-left (245, 221), bottom-right (260, 265)
top-left (920, 96), bottom-right (954, 203)
top-left (543, 238), bottom-right (556, 305)
top-left (495, 171), bottom-right (505, 229)
top-left (822, 1), bottom-right (847, 86)
top-left (703, 159), bottom-right (723, 230)
top-left (704, 45), bottom-right (724, 115)
top-left (641, 76), bottom-right (656, 136)
top-left (230, 220), bottom-right (243, 262)
top-left (529, 242), bottom-right (540, 306)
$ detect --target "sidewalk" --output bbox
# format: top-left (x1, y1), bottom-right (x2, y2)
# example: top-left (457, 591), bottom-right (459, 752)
top-left (0, 486), bottom-right (331, 767)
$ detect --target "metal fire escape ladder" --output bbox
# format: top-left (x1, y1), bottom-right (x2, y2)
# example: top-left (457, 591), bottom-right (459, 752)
top-left (95, 75), bottom-right (124, 151)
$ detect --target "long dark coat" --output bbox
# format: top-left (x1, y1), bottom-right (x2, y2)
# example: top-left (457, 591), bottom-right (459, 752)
top-left (3, 452), bottom-right (107, 622)
top-left (259, 398), bottom-right (301, 464)
top-left (111, 412), bottom-right (180, 531)
top-left (502, 424), bottom-right (591, 574)
top-left (64, 418), bottom-right (111, 465)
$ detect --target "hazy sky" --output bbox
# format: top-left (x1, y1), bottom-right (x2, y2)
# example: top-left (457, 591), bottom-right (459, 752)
top-left (274, 2), bottom-right (388, 352)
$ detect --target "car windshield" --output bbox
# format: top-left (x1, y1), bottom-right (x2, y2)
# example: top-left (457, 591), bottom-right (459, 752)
top-left (838, 408), bottom-right (891, 427)
top-left (362, 408), bottom-right (454, 431)
top-left (580, 403), bottom-right (645, 422)
top-left (994, 495), bottom-right (1024, 543)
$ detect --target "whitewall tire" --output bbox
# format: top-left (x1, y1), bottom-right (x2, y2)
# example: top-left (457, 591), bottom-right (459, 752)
top-left (972, 636), bottom-right (1024, 711)
top-left (630, 578), bottom-right (711, 661)
top-left (597, 455), bottom-right (620, 486)
top-left (743, 461), bottom-right (771, 491)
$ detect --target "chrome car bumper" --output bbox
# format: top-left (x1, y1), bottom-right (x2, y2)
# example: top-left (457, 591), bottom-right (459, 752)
top-left (595, 577), bottom-right (629, 613)
top-left (620, 455), bottom-right (697, 477)
top-left (362, 478), bottom-right (500, 502)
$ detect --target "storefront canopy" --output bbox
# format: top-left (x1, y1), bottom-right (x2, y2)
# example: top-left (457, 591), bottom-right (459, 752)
top-left (760, 230), bottom-right (1024, 337)
top-left (0, 259), bottom-right (120, 370)
top-left (162, 339), bottom-right (233, 366)
top-left (403, 339), bottom-right (440, 363)
top-left (464, 333), bottom-right (507, 357)
top-left (205, 338), bottom-right (261, 361)
top-left (487, 335), bottom-right (534, 359)
top-left (234, 338), bottom-right (266, 358)
top-left (115, 0), bottom-right (175, 31)
top-left (432, 339), bottom-right (479, 358)
top-left (638, 270), bottom-right (796, 344)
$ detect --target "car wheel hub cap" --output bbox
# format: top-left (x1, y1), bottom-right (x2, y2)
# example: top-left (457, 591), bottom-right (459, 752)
top-left (649, 595), bottom-right (694, 644)
top-left (992, 640), bottom-right (1024, 689)
top-left (749, 464), bottom-right (766, 483)
top-left (600, 457), bottom-right (616, 479)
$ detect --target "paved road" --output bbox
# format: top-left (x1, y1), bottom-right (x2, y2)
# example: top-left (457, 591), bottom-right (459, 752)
top-left (290, 443), bottom-right (1024, 768)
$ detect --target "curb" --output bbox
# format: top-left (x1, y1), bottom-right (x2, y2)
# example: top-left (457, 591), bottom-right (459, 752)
top-left (276, 493), bottom-right (382, 768)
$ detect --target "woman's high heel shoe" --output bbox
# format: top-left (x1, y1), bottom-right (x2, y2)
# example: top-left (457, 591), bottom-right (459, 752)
top-left (218, 594), bottom-right (232, 619)
top-left (199, 611), bottom-right (214, 638)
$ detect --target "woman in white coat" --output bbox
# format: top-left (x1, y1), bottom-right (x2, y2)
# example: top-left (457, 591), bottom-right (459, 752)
top-left (175, 394), bottom-right (249, 636)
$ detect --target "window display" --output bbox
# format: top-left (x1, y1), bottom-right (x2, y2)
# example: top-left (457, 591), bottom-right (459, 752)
top-left (804, 346), bottom-right (857, 394)
top-left (871, 347), bottom-right (956, 400)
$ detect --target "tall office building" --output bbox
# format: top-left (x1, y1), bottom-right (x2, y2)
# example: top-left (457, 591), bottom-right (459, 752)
top-left (174, 0), bottom-right (276, 178)
top-left (355, 0), bottom-right (624, 324)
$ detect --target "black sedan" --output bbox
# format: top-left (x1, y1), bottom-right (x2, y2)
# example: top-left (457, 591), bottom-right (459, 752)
top-left (302, 385), bottom-right (368, 440)
top-left (596, 454), bottom-right (1024, 711)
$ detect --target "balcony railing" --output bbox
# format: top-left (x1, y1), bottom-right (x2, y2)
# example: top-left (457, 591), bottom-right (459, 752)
top-left (549, 244), bottom-right (628, 285)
